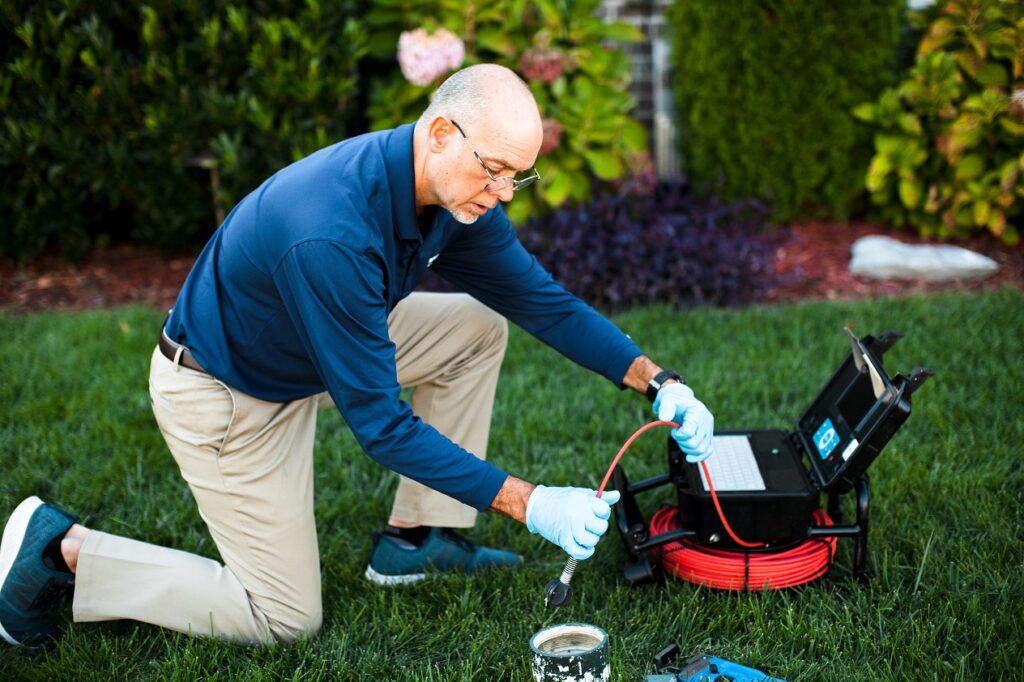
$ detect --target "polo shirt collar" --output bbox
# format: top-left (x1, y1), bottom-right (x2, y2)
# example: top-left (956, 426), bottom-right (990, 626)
top-left (384, 124), bottom-right (421, 242)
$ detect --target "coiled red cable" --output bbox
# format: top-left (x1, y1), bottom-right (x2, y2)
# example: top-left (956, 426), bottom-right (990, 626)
top-left (650, 506), bottom-right (836, 590)
top-left (603, 421), bottom-right (837, 591)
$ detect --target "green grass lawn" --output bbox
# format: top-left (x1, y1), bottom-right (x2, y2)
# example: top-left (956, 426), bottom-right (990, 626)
top-left (1, 289), bottom-right (1021, 680)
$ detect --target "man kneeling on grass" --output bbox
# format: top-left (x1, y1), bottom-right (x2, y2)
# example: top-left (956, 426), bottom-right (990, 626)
top-left (0, 64), bottom-right (713, 646)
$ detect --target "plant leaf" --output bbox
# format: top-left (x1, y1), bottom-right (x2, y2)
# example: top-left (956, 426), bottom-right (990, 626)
top-left (621, 118), bottom-right (648, 152)
top-left (975, 62), bottom-right (1008, 87)
top-left (541, 172), bottom-right (571, 206)
top-left (583, 149), bottom-right (623, 180)
top-left (973, 200), bottom-right (990, 227)
top-left (955, 155), bottom-right (986, 181)
top-left (866, 155), bottom-right (893, 192)
top-left (851, 102), bottom-right (875, 122)
top-left (899, 177), bottom-right (923, 208)
top-left (898, 114), bottom-right (923, 135)
top-left (600, 22), bottom-right (645, 43)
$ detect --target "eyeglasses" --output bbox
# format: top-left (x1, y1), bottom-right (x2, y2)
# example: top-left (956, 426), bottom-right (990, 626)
top-left (450, 119), bottom-right (541, 194)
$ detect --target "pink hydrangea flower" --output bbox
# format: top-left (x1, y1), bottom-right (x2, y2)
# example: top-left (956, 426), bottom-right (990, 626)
top-left (518, 47), bottom-right (565, 83)
top-left (397, 27), bottom-right (465, 86)
top-left (540, 117), bottom-right (563, 155)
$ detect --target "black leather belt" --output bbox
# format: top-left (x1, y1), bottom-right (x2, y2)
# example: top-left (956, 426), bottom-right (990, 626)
top-left (158, 327), bottom-right (206, 373)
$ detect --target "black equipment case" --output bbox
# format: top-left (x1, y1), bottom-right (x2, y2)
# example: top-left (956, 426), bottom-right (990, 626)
top-left (674, 329), bottom-right (931, 543)
top-left (613, 328), bottom-right (933, 582)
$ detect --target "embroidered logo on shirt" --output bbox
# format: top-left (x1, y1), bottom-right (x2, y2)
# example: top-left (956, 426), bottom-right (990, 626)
top-left (427, 254), bottom-right (440, 267)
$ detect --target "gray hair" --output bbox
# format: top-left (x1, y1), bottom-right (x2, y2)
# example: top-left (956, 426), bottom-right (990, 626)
top-left (417, 64), bottom-right (530, 130)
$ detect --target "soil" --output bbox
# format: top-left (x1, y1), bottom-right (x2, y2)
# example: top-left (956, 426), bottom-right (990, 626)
top-left (1, 222), bottom-right (1021, 314)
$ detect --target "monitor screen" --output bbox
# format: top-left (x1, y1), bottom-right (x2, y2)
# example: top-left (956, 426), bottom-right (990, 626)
top-left (836, 371), bottom-right (877, 431)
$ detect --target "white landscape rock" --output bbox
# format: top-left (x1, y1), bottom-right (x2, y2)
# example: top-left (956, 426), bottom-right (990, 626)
top-left (849, 235), bottom-right (999, 281)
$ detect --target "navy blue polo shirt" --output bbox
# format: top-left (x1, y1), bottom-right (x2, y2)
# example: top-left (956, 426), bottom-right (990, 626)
top-left (165, 124), bottom-right (642, 511)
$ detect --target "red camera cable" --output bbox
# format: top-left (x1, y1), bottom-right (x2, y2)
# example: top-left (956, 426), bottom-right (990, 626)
top-left (600, 421), bottom-right (836, 591)
top-left (649, 506), bottom-right (836, 590)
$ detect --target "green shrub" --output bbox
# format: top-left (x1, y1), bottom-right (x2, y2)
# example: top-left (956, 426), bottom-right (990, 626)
top-left (0, 1), bottom-right (366, 261)
top-left (854, 0), bottom-right (1024, 244)
top-left (361, 0), bottom-right (649, 224)
top-left (666, 0), bottom-right (905, 222)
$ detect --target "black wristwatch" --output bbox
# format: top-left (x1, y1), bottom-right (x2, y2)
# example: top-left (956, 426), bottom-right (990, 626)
top-left (646, 369), bottom-right (684, 403)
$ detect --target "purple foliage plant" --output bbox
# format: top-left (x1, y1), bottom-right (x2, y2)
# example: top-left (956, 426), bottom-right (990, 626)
top-left (518, 180), bottom-right (788, 309)
top-left (420, 180), bottom-right (789, 310)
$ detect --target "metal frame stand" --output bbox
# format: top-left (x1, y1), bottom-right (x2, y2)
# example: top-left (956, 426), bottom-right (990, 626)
top-left (613, 467), bottom-right (872, 586)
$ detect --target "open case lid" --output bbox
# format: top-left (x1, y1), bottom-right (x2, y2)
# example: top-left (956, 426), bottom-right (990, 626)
top-left (794, 327), bottom-right (931, 492)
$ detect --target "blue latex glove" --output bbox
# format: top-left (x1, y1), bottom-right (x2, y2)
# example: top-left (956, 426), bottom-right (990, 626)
top-left (653, 382), bottom-right (714, 463)
top-left (525, 486), bottom-right (621, 560)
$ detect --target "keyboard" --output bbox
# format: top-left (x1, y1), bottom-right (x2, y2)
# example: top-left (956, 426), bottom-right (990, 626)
top-left (698, 435), bottom-right (767, 492)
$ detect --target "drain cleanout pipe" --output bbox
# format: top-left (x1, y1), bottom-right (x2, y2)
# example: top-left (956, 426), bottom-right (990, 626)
top-left (530, 622), bottom-right (610, 682)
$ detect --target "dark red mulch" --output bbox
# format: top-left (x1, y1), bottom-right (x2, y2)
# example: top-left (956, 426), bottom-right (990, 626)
top-left (0, 246), bottom-right (195, 315)
top-left (768, 221), bottom-right (1023, 303)
top-left (0, 223), bottom-right (1020, 314)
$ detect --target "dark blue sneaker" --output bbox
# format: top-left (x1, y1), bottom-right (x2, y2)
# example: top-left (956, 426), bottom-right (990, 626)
top-left (364, 528), bottom-right (523, 586)
top-left (0, 496), bottom-right (78, 646)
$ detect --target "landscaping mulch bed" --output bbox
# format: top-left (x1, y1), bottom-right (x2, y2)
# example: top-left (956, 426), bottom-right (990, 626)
top-left (1, 222), bottom-right (1021, 314)
top-left (768, 221), bottom-right (1024, 303)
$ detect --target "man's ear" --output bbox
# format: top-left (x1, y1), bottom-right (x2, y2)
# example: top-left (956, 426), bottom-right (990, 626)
top-left (425, 116), bottom-right (455, 153)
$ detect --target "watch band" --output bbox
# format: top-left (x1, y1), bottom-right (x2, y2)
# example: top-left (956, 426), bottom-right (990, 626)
top-left (647, 369), bottom-right (683, 403)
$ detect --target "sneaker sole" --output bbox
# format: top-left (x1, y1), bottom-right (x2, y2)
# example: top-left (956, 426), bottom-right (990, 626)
top-left (0, 496), bottom-right (45, 646)
top-left (363, 565), bottom-right (428, 586)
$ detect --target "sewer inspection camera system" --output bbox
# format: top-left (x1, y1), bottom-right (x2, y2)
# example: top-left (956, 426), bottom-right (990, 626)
top-left (611, 328), bottom-right (932, 591)
top-left (534, 329), bottom-right (931, 682)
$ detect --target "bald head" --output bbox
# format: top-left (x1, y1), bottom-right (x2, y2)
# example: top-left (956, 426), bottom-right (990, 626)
top-left (417, 64), bottom-right (541, 137)
top-left (412, 64), bottom-right (544, 220)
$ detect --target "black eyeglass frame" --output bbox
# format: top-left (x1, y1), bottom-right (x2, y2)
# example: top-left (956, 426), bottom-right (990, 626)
top-left (449, 119), bottom-right (541, 194)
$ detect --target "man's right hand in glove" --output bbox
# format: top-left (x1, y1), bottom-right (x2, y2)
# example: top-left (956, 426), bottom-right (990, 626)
top-left (524, 486), bottom-right (621, 560)
top-left (653, 382), bottom-right (714, 463)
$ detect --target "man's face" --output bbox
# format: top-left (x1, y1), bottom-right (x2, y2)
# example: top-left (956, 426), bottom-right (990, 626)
top-left (435, 118), bottom-right (541, 225)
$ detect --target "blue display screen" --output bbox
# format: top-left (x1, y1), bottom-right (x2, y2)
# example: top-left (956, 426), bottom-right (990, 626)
top-left (813, 418), bottom-right (840, 460)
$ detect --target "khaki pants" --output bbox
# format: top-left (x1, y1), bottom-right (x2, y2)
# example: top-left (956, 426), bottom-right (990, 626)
top-left (72, 293), bottom-right (508, 644)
